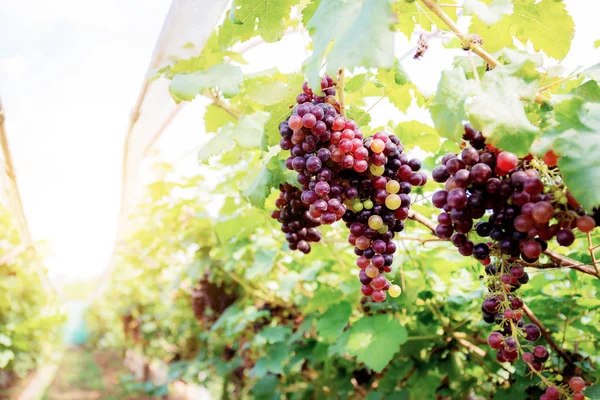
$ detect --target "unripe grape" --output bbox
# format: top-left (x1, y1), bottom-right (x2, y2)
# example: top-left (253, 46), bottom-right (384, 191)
top-left (363, 199), bottom-right (374, 210)
top-left (385, 194), bottom-right (401, 210)
top-left (386, 180), bottom-right (400, 194)
top-left (388, 284), bottom-right (402, 297)
top-left (368, 215), bottom-right (383, 230)
top-left (370, 164), bottom-right (385, 176)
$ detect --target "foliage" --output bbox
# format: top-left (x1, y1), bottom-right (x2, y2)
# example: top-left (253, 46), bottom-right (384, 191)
top-left (0, 206), bottom-right (64, 380)
top-left (87, 0), bottom-right (600, 399)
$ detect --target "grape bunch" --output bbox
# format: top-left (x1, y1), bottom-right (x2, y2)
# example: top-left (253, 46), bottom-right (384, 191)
top-left (272, 76), bottom-right (426, 302)
top-left (272, 183), bottom-right (322, 253)
top-left (431, 124), bottom-right (597, 374)
top-left (192, 271), bottom-right (238, 325)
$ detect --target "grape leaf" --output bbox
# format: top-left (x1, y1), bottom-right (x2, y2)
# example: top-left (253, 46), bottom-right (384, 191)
top-left (317, 301), bottom-right (352, 342)
top-left (376, 65), bottom-right (424, 113)
top-left (256, 325), bottom-right (292, 343)
top-left (304, 0), bottom-right (394, 90)
top-left (469, 0), bottom-right (574, 60)
top-left (242, 156), bottom-right (295, 209)
top-left (247, 248), bottom-right (277, 279)
top-left (395, 121), bottom-right (441, 153)
top-left (252, 342), bottom-right (288, 377)
top-left (205, 104), bottom-right (238, 133)
top-left (222, 0), bottom-right (299, 45)
top-left (345, 73), bottom-right (369, 93)
top-left (534, 99), bottom-right (600, 209)
top-left (466, 68), bottom-right (540, 156)
top-left (170, 64), bottom-right (243, 102)
top-left (262, 73), bottom-right (305, 150)
top-left (463, 0), bottom-right (512, 25)
top-left (430, 68), bottom-right (478, 142)
top-left (301, 0), bottom-right (321, 27)
top-left (345, 314), bottom-right (408, 372)
top-left (584, 384), bottom-right (600, 400)
top-left (198, 112), bottom-right (269, 164)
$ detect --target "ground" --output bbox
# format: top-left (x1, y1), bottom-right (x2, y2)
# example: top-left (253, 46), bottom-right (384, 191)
top-left (42, 347), bottom-right (156, 400)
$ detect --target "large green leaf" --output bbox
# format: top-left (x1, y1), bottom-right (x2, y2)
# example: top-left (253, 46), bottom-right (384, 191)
top-left (430, 68), bottom-right (477, 142)
top-left (533, 99), bottom-right (600, 209)
top-left (345, 314), bottom-right (407, 372)
top-left (469, 0), bottom-right (574, 60)
top-left (170, 64), bottom-right (243, 102)
top-left (376, 65), bottom-right (424, 113)
top-left (242, 156), bottom-right (295, 209)
top-left (467, 68), bottom-right (540, 156)
top-left (395, 121), bottom-right (441, 153)
top-left (198, 112), bottom-right (269, 164)
top-left (316, 301), bottom-right (352, 342)
top-left (222, 0), bottom-right (299, 45)
top-left (303, 0), bottom-right (394, 90)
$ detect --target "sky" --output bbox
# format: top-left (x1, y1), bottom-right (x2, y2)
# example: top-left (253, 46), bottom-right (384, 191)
top-left (0, 0), bottom-right (598, 283)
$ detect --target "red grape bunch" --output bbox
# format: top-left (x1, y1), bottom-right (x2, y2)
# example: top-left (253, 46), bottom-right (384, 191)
top-left (272, 76), bottom-right (426, 302)
top-left (431, 123), bottom-right (597, 377)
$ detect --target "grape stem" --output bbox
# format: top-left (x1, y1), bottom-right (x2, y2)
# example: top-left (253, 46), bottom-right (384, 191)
top-left (418, 0), bottom-right (548, 105)
top-left (203, 89), bottom-right (242, 119)
top-left (586, 232), bottom-right (600, 276)
top-left (338, 68), bottom-right (346, 117)
top-left (522, 304), bottom-right (572, 364)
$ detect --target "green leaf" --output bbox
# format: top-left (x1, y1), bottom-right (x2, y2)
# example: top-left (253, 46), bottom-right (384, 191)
top-left (534, 99), bottom-right (600, 209)
top-left (395, 121), bottom-right (441, 153)
top-left (584, 385), bottom-right (600, 400)
top-left (242, 156), bottom-right (294, 209)
top-left (301, 0), bottom-right (321, 26)
top-left (469, 0), bottom-right (574, 60)
top-left (595, 40), bottom-right (600, 49)
top-left (430, 68), bottom-right (478, 142)
top-left (252, 342), bottom-right (288, 377)
top-left (463, 0), bottom-right (512, 25)
top-left (223, 0), bottom-right (299, 44)
top-left (376, 64), bottom-right (423, 113)
top-left (204, 104), bottom-right (237, 133)
top-left (257, 326), bottom-right (292, 344)
top-left (317, 301), bottom-right (352, 342)
top-left (345, 315), bottom-right (407, 372)
top-left (198, 112), bottom-right (269, 164)
top-left (466, 68), bottom-right (540, 156)
top-left (345, 73), bottom-right (369, 93)
top-left (247, 249), bottom-right (277, 279)
top-left (304, 0), bottom-right (394, 90)
top-left (170, 64), bottom-right (243, 102)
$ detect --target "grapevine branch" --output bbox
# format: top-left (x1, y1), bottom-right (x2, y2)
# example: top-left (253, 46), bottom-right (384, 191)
top-left (419, 0), bottom-right (547, 105)
top-left (408, 209), bottom-right (600, 278)
top-left (522, 304), bottom-right (572, 364)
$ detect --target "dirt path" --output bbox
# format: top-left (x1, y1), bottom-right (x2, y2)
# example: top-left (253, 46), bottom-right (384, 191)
top-left (43, 347), bottom-right (155, 400)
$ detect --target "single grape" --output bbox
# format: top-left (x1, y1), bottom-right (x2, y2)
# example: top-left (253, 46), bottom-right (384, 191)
top-left (524, 323), bottom-right (541, 341)
top-left (556, 229), bottom-right (575, 246)
top-left (372, 290), bottom-right (386, 302)
top-left (497, 151), bottom-right (518, 171)
top-left (532, 201), bottom-right (554, 224)
top-left (365, 265), bottom-right (379, 278)
top-left (577, 216), bottom-right (596, 233)
top-left (533, 345), bottom-right (549, 362)
top-left (487, 332), bottom-right (504, 350)
top-left (569, 377), bottom-right (586, 392)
